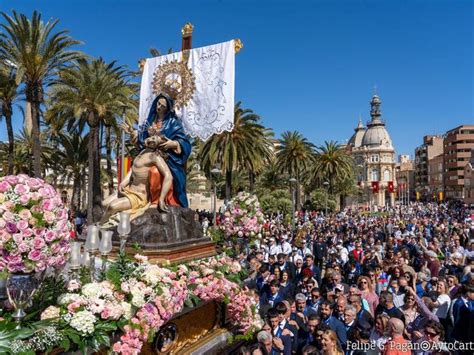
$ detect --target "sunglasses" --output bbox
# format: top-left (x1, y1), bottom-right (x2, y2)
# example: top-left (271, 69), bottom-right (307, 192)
top-left (359, 281), bottom-right (368, 285)
top-left (425, 330), bottom-right (438, 337)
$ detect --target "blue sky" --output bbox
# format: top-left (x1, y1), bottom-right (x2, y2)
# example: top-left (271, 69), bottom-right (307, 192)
top-left (1, 0), bottom-right (472, 158)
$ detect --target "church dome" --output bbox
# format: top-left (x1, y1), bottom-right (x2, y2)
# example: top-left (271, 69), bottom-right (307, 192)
top-left (348, 118), bottom-right (366, 149)
top-left (361, 124), bottom-right (393, 148)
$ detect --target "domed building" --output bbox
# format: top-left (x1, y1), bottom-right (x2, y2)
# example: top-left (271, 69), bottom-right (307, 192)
top-left (347, 94), bottom-right (397, 208)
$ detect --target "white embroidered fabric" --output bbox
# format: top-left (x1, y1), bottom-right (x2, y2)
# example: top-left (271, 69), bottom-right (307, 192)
top-left (139, 40), bottom-right (235, 141)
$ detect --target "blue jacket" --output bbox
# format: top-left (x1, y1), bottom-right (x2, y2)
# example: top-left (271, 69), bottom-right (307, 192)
top-left (322, 316), bottom-right (347, 347)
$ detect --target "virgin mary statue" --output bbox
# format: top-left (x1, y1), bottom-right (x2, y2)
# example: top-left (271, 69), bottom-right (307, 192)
top-left (138, 93), bottom-right (192, 208)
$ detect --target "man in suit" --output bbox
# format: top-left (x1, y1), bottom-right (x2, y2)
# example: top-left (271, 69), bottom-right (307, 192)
top-left (297, 313), bottom-right (320, 352)
top-left (267, 308), bottom-right (293, 355)
top-left (277, 253), bottom-right (296, 280)
top-left (348, 294), bottom-right (374, 327)
top-left (319, 300), bottom-right (347, 348)
top-left (452, 283), bottom-right (474, 350)
top-left (343, 305), bottom-right (359, 342)
top-left (260, 279), bottom-right (285, 311)
top-left (313, 236), bottom-right (327, 270)
top-left (304, 254), bottom-right (321, 286)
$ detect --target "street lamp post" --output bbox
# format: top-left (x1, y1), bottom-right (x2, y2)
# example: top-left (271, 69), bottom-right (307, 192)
top-left (289, 178), bottom-right (297, 235)
top-left (211, 167), bottom-right (221, 226)
top-left (323, 181), bottom-right (330, 215)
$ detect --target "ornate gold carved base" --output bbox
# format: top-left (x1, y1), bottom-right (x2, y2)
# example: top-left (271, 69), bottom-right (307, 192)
top-left (142, 301), bottom-right (227, 354)
top-left (111, 240), bottom-right (217, 265)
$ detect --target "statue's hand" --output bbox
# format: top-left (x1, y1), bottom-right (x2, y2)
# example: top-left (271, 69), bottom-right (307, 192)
top-left (120, 123), bottom-right (138, 144)
top-left (159, 139), bottom-right (179, 151)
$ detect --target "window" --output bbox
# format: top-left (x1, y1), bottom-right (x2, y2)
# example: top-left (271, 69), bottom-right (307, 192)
top-left (371, 155), bottom-right (379, 163)
top-left (371, 169), bottom-right (379, 181)
top-left (383, 169), bottom-right (390, 181)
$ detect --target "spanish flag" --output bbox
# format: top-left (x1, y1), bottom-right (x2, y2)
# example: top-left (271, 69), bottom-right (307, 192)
top-left (117, 156), bottom-right (132, 185)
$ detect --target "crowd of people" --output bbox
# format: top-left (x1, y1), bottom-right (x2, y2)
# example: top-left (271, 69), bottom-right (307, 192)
top-left (229, 202), bottom-right (474, 355)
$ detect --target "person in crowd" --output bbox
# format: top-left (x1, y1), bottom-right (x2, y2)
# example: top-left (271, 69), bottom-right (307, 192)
top-left (357, 275), bottom-right (379, 315)
top-left (319, 300), bottom-right (347, 348)
top-left (375, 291), bottom-right (405, 323)
top-left (321, 329), bottom-right (344, 355)
top-left (383, 317), bottom-right (411, 355)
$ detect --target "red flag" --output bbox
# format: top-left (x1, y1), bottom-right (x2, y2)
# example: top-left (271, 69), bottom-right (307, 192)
top-left (371, 181), bottom-right (379, 193)
top-left (388, 181), bottom-right (394, 193)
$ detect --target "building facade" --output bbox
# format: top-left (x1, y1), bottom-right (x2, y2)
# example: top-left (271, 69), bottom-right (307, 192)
top-left (395, 155), bottom-right (415, 204)
top-left (444, 125), bottom-right (474, 200)
top-left (428, 154), bottom-right (444, 201)
top-left (414, 135), bottom-right (444, 199)
top-left (348, 94), bottom-right (397, 208)
top-left (464, 150), bottom-right (474, 205)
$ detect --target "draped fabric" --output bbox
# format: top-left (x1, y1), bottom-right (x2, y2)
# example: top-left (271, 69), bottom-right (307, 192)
top-left (139, 40), bottom-right (235, 141)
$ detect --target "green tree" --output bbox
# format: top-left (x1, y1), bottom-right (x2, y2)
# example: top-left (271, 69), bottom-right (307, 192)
top-left (49, 128), bottom-right (89, 209)
top-left (276, 131), bottom-right (315, 208)
top-left (46, 58), bottom-right (135, 223)
top-left (0, 64), bottom-right (18, 174)
top-left (0, 10), bottom-right (82, 177)
top-left (310, 140), bottom-right (354, 209)
top-left (198, 102), bottom-right (273, 200)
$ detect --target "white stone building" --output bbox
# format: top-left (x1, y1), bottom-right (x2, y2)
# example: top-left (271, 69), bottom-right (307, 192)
top-left (347, 94), bottom-right (397, 208)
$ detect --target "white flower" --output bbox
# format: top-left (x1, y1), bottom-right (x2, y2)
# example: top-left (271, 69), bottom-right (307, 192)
top-left (81, 283), bottom-right (102, 298)
top-left (143, 264), bottom-right (163, 286)
top-left (40, 306), bottom-right (60, 320)
top-left (131, 291), bottom-right (146, 308)
top-left (69, 310), bottom-right (96, 334)
top-left (121, 301), bottom-right (132, 320)
top-left (58, 293), bottom-right (81, 305)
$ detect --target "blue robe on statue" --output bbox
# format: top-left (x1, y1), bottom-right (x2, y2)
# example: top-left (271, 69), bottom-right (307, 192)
top-left (138, 94), bottom-right (191, 208)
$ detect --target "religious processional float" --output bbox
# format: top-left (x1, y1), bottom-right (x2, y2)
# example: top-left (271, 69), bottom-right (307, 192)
top-left (0, 24), bottom-right (261, 355)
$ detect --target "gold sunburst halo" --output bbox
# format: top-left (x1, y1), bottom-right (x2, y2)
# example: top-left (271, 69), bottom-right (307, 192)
top-left (152, 60), bottom-right (196, 109)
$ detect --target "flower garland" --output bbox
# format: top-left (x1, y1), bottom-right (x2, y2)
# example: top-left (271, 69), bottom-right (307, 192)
top-left (44, 254), bottom-right (260, 355)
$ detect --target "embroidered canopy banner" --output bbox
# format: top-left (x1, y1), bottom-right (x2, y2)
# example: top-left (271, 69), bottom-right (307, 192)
top-left (139, 40), bottom-right (235, 141)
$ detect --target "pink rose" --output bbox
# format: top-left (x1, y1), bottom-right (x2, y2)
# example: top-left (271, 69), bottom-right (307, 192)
top-left (34, 228), bottom-right (45, 237)
top-left (16, 220), bottom-right (29, 231)
top-left (4, 176), bottom-right (18, 185)
top-left (28, 250), bottom-right (42, 261)
top-left (18, 209), bottom-right (32, 220)
top-left (14, 184), bottom-right (30, 195)
top-left (44, 230), bottom-right (58, 242)
top-left (21, 228), bottom-right (33, 238)
top-left (19, 194), bottom-right (30, 205)
top-left (2, 211), bottom-right (14, 222)
top-left (33, 237), bottom-right (45, 249)
top-left (18, 242), bottom-right (30, 254)
top-left (0, 181), bottom-right (11, 192)
top-left (0, 218), bottom-right (5, 229)
top-left (27, 178), bottom-right (43, 190)
top-left (43, 211), bottom-right (55, 224)
top-left (38, 187), bottom-right (50, 198)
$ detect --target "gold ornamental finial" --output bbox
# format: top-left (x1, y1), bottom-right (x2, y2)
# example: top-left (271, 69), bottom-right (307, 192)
top-left (138, 58), bottom-right (146, 73)
top-left (234, 38), bottom-right (243, 54)
top-left (181, 22), bottom-right (194, 38)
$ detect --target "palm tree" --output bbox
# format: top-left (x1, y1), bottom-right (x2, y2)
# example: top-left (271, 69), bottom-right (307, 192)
top-left (0, 10), bottom-right (82, 177)
top-left (46, 58), bottom-right (135, 223)
top-left (0, 64), bottom-right (18, 174)
top-left (198, 102), bottom-right (273, 200)
top-left (312, 140), bottom-right (354, 193)
top-left (276, 131), bottom-right (315, 208)
top-left (49, 129), bottom-right (89, 209)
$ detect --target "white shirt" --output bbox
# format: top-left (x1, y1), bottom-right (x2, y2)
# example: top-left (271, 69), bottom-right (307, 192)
top-left (434, 294), bottom-right (451, 319)
top-left (281, 241), bottom-right (292, 255)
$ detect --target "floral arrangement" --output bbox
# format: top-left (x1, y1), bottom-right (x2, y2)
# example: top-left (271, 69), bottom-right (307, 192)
top-left (222, 191), bottom-right (264, 239)
top-left (25, 254), bottom-right (260, 355)
top-left (0, 174), bottom-right (71, 273)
